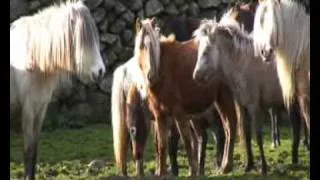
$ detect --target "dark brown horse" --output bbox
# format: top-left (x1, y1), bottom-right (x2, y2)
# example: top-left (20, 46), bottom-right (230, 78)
top-left (133, 18), bottom-right (238, 176)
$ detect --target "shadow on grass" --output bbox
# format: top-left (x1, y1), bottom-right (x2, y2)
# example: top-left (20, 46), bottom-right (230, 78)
top-left (102, 174), bottom-right (300, 180)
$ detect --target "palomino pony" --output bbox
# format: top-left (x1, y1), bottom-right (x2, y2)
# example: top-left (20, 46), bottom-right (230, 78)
top-left (192, 10), bottom-right (302, 174)
top-left (111, 57), bottom-right (152, 176)
top-left (10, 2), bottom-right (105, 179)
top-left (252, 0), bottom-right (310, 140)
top-left (133, 18), bottom-right (238, 176)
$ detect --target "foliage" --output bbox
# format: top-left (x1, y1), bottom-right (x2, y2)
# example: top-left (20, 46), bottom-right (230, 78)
top-left (10, 123), bottom-right (309, 180)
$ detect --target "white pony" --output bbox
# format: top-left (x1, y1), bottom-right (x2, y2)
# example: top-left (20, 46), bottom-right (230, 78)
top-left (10, 1), bottom-right (105, 179)
top-left (252, 0), bottom-right (309, 133)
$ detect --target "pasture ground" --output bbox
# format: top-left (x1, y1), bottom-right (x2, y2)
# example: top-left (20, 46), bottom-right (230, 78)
top-left (10, 123), bottom-right (309, 180)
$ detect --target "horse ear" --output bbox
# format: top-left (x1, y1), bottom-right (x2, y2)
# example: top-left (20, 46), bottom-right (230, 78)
top-left (136, 18), bottom-right (142, 33)
top-left (150, 17), bottom-right (157, 28)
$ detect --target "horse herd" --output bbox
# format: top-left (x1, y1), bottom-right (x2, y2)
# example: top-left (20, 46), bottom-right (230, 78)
top-left (10, 0), bottom-right (309, 179)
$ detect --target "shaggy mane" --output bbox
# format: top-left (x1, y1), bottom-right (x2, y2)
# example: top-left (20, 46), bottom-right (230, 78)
top-left (10, 0), bottom-right (99, 76)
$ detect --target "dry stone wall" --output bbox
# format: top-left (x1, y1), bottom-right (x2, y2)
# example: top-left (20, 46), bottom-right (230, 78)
top-left (10, 0), bottom-right (309, 126)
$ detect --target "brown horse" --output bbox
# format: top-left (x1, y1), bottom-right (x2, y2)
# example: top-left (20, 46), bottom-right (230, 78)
top-left (133, 18), bottom-right (238, 176)
top-left (192, 9), bottom-right (304, 174)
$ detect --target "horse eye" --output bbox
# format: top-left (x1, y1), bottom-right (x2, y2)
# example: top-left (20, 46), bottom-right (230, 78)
top-left (130, 127), bottom-right (137, 137)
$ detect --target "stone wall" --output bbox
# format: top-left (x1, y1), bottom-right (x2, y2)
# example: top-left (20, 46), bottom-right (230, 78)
top-left (10, 0), bottom-right (310, 126)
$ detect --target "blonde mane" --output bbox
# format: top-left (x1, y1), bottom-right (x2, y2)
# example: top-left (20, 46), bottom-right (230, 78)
top-left (10, 1), bottom-right (99, 77)
top-left (253, 0), bottom-right (309, 108)
top-left (134, 18), bottom-right (161, 84)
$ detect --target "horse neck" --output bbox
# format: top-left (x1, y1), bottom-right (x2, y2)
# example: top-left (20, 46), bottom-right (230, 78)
top-left (219, 35), bottom-right (260, 91)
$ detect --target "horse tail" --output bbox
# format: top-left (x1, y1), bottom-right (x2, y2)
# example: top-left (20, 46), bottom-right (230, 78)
top-left (111, 65), bottom-right (129, 172)
top-left (276, 53), bottom-right (296, 111)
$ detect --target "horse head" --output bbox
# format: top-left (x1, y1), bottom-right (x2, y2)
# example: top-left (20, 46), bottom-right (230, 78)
top-left (253, 0), bottom-right (282, 62)
top-left (126, 84), bottom-right (149, 160)
top-left (71, 2), bottom-right (106, 83)
top-left (134, 17), bottom-right (161, 86)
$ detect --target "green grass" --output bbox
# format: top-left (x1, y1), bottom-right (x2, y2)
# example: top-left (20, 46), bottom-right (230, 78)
top-left (10, 124), bottom-right (309, 180)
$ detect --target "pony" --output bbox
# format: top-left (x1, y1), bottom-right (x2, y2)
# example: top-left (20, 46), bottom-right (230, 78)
top-left (10, 2), bottom-right (106, 179)
top-left (133, 18), bottom-right (238, 177)
top-left (111, 57), bottom-right (152, 176)
top-left (226, 1), bottom-right (309, 150)
top-left (192, 9), bottom-right (304, 174)
top-left (111, 56), bottom-right (225, 177)
top-left (252, 0), bottom-right (310, 140)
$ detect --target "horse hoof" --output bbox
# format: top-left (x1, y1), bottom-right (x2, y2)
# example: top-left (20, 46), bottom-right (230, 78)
top-left (221, 166), bottom-right (232, 174)
top-left (261, 167), bottom-right (268, 176)
top-left (244, 163), bottom-right (255, 172)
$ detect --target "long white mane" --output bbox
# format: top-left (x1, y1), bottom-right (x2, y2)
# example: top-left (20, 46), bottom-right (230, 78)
top-left (10, 1), bottom-right (100, 77)
top-left (253, 0), bottom-right (309, 108)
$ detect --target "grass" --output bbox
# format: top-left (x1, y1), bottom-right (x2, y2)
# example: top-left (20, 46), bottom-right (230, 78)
top-left (10, 123), bottom-right (309, 180)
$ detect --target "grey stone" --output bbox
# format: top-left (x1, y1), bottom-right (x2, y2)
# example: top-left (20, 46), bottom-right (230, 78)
top-left (161, 0), bottom-right (170, 5)
top-left (110, 19), bottom-right (126, 33)
top-left (174, 0), bottom-right (184, 6)
top-left (99, 18), bottom-right (109, 32)
top-left (71, 103), bottom-right (93, 118)
top-left (92, 7), bottom-right (106, 24)
top-left (120, 0), bottom-right (143, 11)
top-left (104, 0), bottom-right (115, 10)
top-left (131, 0), bottom-right (143, 11)
top-left (87, 91), bottom-right (107, 104)
top-left (111, 39), bottom-right (123, 54)
top-left (114, 2), bottom-right (127, 15)
top-left (100, 33), bottom-right (118, 44)
top-left (122, 11), bottom-right (135, 24)
top-left (72, 86), bottom-right (87, 102)
top-left (164, 3), bottom-right (179, 15)
top-left (106, 11), bottom-right (117, 24)
top-left (188, 2), bottom-right (200, 17)
top-left (83, 0), bottom-right (103, 10)
top-left (106, 51), bottom-right (118, 66)
top-left (99, 74), bottom-right (113, 93)
top-left (118, 47), bottom-right (134, 62)
top-left (29, 0), bottom-right (41, 12)
top-left (10, 0), bottom-right (28, 22)
top-left (199, 8), bottom-right (217, 19)
top-left (179, 4), bottom-right (189, 13)
top-left (100, 42), bottom-right (106, 52)
top-left (145, 0), bottom-right (164, 17)
top-left (198, 0), bottom-right (221, 8)
top-left (121, 30), bottom-right (133, 44)
top-left (136, 9), bottom-right (145, 19)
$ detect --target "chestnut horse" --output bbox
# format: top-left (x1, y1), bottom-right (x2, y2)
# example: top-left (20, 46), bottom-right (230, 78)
top-left (133, 18), bottom-right (238, 176)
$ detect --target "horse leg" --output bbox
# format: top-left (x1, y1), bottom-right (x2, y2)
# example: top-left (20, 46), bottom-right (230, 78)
top-left (190, 119), bottom-right (207, 176)
top-left (248, 105), bottom-right (267, 175)
top-left (303, 122), bottom-right (310, 151)
top-left (175, 118), bottom-right (197, 177)
top-left (22, 100), bottom-right (49, 180)
top-left (154, 116), bottom-right (169, 176)
top-left (217, 87), bottom-right (237, 174)
top-left (296, 70), bottom-right (310, 142)
top-left (275, 109), bottom-right (281, 147)
top-left (290, 100), bottom-right (301, 165)
top-left (211, 114), bottom-right (225, 168)
top-left (168, 123), bottom-right (180, 176)
top-left (240, 107), bottom-right (255, 172)
top-left (269, 108), bottom-right (278, 148)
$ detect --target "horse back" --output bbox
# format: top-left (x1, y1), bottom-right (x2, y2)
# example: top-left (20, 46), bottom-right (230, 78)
top-left (157, 39), bottom-right (219, 114)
